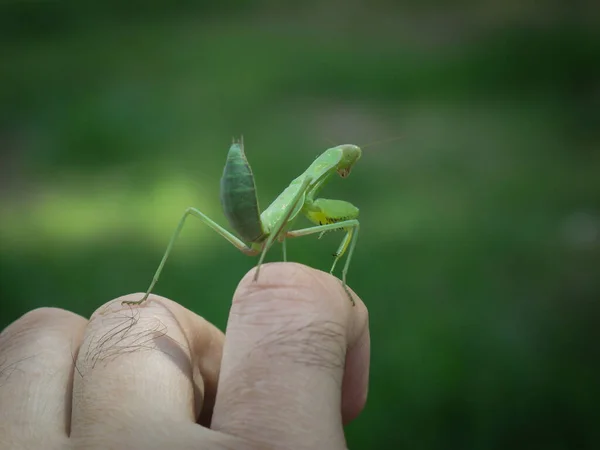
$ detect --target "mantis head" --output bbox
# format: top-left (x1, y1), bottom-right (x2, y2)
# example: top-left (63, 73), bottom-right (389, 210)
top-left (336, 144), bottom-right (362, 178)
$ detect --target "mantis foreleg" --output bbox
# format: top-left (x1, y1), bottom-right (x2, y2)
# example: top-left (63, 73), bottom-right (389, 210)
top-left (330, 229), bottom-right (354, 274)
top-left (123, 207), bottom-right (258, 306)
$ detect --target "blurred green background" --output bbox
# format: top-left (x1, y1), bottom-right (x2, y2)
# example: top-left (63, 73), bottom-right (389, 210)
top-left (1, 1), bottom-right (599, 448)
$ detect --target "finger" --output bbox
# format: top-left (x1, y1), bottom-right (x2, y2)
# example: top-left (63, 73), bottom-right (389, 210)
top-left (211, 262), bottom-right (370, 449)
top-left (70, 294), bottom-right (226, 442)
top-left (0, 308), bottom-right (87, 449)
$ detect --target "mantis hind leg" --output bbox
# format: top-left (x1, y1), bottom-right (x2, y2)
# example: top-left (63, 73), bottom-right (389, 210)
top-left (282, 237), bottom-right (288, 262)
top-left (286, 219), bottom-right (360, 305)
top-left (123, 207), bottom-right (257, 306)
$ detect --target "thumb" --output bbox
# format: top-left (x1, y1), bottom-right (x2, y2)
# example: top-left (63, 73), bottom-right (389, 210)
top-left (211, 263), bottom-right (370, 450)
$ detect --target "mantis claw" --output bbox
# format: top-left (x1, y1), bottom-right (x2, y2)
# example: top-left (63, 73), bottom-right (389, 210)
top-left (341, 281), bottom-right (355, 306)
top-left (121, 294), bottom-right (149, 306)
top-left (253, 265), bottom-right (261, 282)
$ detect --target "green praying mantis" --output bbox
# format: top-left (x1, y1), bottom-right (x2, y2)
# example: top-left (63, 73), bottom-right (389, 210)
top-left (123, 137), bottom-right (362, 307)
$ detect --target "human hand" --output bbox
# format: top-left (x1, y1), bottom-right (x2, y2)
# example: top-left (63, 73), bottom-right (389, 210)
top-left (0, 263), bottom-right (370, 450)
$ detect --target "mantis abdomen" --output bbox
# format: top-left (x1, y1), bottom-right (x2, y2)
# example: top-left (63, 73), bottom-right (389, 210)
top-left (219, 138), bottom-right (265, 243)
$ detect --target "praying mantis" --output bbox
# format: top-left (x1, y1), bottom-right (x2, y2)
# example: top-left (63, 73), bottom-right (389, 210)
top-left (123, 137), bottom-right (361, 306)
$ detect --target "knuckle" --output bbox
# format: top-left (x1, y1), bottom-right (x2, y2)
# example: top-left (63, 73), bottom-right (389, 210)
top-left (18, 307), bottom-right (75, 325)
top-left (2, 307), bottom-right (79, 339)
top-left (0, 308), bottom-right (83, 365)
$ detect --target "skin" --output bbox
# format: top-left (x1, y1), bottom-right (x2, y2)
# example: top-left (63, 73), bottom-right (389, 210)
top-left (0, 263), bottom-right (370, 450)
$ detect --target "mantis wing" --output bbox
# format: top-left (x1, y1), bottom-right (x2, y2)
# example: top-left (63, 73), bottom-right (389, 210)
top-left (220, 138), bottom-right (266, 243)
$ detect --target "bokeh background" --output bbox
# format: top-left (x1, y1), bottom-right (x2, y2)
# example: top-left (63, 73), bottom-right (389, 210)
top-left (1, 1), bottom-right (599, 448)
